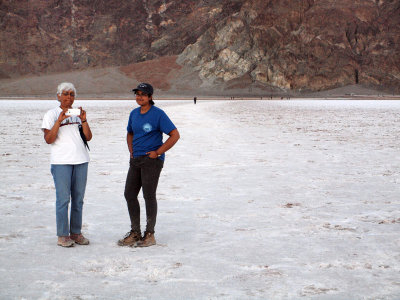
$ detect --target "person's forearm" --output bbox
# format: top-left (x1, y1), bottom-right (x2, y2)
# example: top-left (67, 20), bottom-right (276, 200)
top-left (156, 129), bottom-right (180, 155)
top-left (81, 121), bottom-right (92, 141)
top-left (127, 133), bottom-right (134, 157)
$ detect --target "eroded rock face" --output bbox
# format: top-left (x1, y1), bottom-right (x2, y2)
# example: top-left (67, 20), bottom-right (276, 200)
top-left (1, 0), bottom-right (399, 93)
top-left (178, 0), bottom-right (400, 92)
top-left (0, 0), bottom-right (242, 77)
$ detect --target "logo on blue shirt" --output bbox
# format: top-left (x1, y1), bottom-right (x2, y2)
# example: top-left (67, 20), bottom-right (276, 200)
top-left (143, 123), bottom-right (152, 133)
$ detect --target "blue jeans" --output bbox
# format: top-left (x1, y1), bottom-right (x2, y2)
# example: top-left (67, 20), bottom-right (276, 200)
top-left (51, 163), bottom-right (88, 236)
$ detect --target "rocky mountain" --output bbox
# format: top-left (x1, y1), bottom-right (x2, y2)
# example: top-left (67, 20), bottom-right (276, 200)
top-left (1, 0), bottom-right (399, 96)
top-left (0, 0), bottom-right (242, 76)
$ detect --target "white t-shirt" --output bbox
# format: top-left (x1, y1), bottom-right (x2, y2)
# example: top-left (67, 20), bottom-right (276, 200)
top-left (41, 107), bottom-right (90, 165)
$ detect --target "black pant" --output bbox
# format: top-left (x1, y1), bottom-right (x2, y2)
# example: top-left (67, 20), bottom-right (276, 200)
top-left (124, 156), bottom-right (163, 234)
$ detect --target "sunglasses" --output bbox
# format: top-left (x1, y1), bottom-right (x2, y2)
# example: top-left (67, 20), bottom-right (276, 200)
top-left (62, 92), bottom-right (75, 97)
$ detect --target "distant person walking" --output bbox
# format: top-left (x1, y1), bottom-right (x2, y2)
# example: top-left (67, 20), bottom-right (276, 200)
top-left (118, 83), bottom-right (180, 247)
top-left (194, 96), bottom-right (197, 104)
top-left (41, 82), bottom-right (92, 247)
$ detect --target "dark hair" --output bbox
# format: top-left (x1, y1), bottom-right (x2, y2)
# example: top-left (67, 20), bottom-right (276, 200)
top-left (149, 95), bottom-right (155, 105)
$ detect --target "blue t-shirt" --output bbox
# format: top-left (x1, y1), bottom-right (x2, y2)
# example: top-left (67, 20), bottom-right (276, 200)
top-left (127, 105), bottom-right (176, 161)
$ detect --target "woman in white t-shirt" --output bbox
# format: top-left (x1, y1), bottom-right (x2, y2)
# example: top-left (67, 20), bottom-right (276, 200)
top-left (41, 82), bottom-right (92, 247)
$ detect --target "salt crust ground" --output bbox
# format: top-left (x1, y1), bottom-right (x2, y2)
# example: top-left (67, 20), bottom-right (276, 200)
top-left (0, 99), bottom-right (399, 299)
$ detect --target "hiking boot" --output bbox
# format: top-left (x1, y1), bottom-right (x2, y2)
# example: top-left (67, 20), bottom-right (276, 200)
top-left (57, 236), bottom-right (75, 247)
top-left (70, 233), bottom-right (90, 245)
top-left (117, 231), bottom-right (141, 246)
top-left (135, 231), bottom-right (156, 247)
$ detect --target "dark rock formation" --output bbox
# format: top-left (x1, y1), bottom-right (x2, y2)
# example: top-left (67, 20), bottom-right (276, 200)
top-left (177, 0), bottom-right (400, 93)
top-left (0, 0), bottom-right (242, 77)
top-left (0, 0), bottom-right (399, 95)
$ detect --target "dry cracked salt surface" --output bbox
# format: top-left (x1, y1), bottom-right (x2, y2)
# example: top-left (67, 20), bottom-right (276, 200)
top-left (0, 99), bottom-right (399, 299)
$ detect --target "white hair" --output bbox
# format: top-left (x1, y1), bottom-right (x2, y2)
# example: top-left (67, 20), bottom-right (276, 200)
top-left (56, 82), bottom-right (77, 100)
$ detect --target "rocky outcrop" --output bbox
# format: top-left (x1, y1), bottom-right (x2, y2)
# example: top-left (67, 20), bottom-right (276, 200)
top-left (0, 0), bottom-right (242, 77)
top-left (1, 0), bottom-right (399, 94)
top-left (177, 0), bottom-right (400, 93)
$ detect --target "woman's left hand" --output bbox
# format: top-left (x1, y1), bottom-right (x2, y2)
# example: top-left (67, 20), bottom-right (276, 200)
top-left (146, 151), bottom-right (159, 159)
top-left (79, 107), bottom-right (87, 122)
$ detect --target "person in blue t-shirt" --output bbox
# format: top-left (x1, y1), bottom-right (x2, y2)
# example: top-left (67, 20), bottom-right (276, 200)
top-left (118, 83), bottom-right (180, 248)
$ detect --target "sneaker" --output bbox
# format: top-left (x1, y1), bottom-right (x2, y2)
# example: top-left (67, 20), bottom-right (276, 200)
top-left (57, 236), bottom-right (75, 247)
top-left (117, 231), bottom-right (141, 246)
top-left (135, 231), bottom-right (156, 247)
top-left (70, 233), bottom-right (90, 245)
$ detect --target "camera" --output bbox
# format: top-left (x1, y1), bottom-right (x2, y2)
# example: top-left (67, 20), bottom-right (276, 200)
top-left (66, 108), bottom-right (81, 116)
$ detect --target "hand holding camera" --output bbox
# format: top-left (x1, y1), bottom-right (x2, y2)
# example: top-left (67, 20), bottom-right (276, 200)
top-left (66, 107), bottom-right (87, 123)
top-left (66, 108), bottom-right (81, 116)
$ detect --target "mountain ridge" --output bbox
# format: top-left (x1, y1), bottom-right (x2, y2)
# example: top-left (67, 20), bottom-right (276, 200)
top-left (1, 0), bottom-right (399, 95)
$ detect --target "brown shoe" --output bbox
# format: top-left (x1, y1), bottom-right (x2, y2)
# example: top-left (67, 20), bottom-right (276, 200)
top-left (134, 231), bottom-right (156, 247)
top-left (70, 233), bottom-right (90, 245)
top-left (57, 236), bottom-right (75, 247)
top-left (117, 231), bottom-right (142, 246)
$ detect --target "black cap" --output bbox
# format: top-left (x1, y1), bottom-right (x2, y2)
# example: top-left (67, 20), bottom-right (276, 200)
top-left (132, 83), bottom-right (153, 95)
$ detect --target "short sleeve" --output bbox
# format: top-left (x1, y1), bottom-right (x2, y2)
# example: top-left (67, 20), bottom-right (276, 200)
top-left (159, 110), bottom-right (176, 135)
top-left (41, 110), bottom-right (56, 131)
